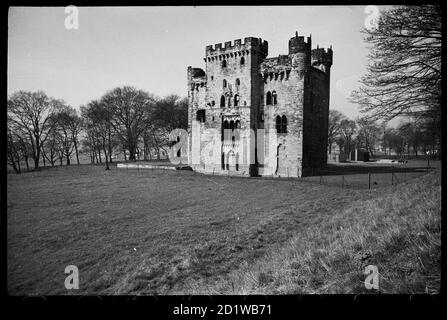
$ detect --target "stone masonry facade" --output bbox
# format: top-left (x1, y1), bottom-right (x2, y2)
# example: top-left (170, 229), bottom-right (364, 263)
top-left (187, 31), bottom-right (332, 177)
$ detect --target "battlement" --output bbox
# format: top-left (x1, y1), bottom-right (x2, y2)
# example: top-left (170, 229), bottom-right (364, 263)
top-left (311, 46), bottom-right (333, 66)
top-left (288, 31), bottom-right (312, 55)
top-left (206, 37), bottom-right (268, 56)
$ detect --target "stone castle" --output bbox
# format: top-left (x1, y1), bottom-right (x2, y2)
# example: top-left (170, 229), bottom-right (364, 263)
top-left (186, 32), bottom-right (332, 177)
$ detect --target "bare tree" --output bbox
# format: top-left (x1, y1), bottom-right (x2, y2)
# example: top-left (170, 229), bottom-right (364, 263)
top-left (52, 104), bottom-right (80, 165)
top-left (327, 109), bottom-right (347, 154)
top-left (338, 119), bottom-right (357, 155)
top-left (7, 130), bottom-right (22, 173)
top-left (398, 122), bottom-right (424, 157)
top-left (7, 91), bottom-right (57, 169)
top-left (81, 100), bottom-right (114, 169)
top-left (67, 109), bottom-right (83, 165)
top-left (141, 95), bottom-right (188, 160)
top-left (351, 5), bottom-right (441, 122)
top-left (151, 95), bottom-right (188, 131)
top-left (355, 117), bottom-right (381, 156)
top-left (101, 86), bottom-right (156, 161)
top-left (42, 127), bottom-right (61, 167)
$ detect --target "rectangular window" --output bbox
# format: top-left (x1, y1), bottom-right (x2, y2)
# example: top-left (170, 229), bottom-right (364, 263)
top-left (196, 109), bottom-right (206, 123)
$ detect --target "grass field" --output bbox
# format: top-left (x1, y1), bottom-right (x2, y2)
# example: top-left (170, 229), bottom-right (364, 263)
top-left (7, 163), bottom-right (441, 295)
top-left (211, 171), bottom-right (441, 294)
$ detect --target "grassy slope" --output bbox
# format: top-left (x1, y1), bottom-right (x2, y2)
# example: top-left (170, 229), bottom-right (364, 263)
top-left (7, 165), bottom-right (380, 295)
top-left (210, 171), bottom-right (441, 294)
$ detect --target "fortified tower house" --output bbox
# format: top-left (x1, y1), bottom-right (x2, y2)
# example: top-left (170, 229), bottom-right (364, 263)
top-left (187, 38), bottom-right (268, 175)
top-left (187, 32), bottom-right (332, 178)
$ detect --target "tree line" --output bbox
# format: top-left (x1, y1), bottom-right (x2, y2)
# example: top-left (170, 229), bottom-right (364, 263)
top-left (328, 109), bottom-right (439, 159)
top-left (7, 86), bottom-right (188, 173)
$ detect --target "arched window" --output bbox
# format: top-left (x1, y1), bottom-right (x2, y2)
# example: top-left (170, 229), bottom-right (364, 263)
top-left (220, 95), bottom-right (225, 107)
top-left (234, 94), bottom-right (239, 106)
top-left (222, 60), bottom-right (227, 68)
top-left (223, 79), bottom-right (227, 88)
top-left (272, 91), bottom-right (277, 105)
top-left (235, 78), bottom-right (240, 86)
top-left (276, 116), bottom-right (281, 133)
top-left (266, 91), bottom-right (272, 105)
top-left (240, 57), bottom-right (245, 65)
top-left (281, 115), bottom-right (287, 133)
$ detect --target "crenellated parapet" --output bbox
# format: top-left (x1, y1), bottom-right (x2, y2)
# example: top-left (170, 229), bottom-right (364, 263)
top-left (205, 37), bottom-right (268, 61)
top-left (288, 31), bottom-right (312, 55)
top-left (311, 46), bottom-right (333, 67)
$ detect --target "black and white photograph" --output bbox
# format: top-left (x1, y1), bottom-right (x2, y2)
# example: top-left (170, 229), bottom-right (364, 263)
top-left (5, 4), bottom-right (442, 304)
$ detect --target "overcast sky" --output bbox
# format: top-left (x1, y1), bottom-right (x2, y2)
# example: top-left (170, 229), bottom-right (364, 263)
top-left (8, 6), bottom-right (389, 119)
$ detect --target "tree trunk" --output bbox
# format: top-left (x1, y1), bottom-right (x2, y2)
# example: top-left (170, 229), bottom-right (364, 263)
top-left (33, 156), bottom-right (39, 170)
top-left (108, 127), bottom-right (113, 163)
top-left (11, 162), bottom-right (20, 174)
top-left (8, 148), bottom-right (20, 173)
top-left (24, 156), bottom-right (30, 171)
top-left (103, 146), bottom-right (108, 160)
top-left (66, 147), bottom-right (71, 165)
top-left (17, 157), bottom-right (21, 173)
top-left (128, 143), bottom-right (136, 161)
top-left (143, 137), bottom-right (148, 161)
top-left (41, 149), bottom-right (46, 167)
top-left (34, 140), bottom-right (40, 169)
top-left (74, 139), bottom-right (80, 165)
top-left (156, 146), bottom-right (160, 160)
